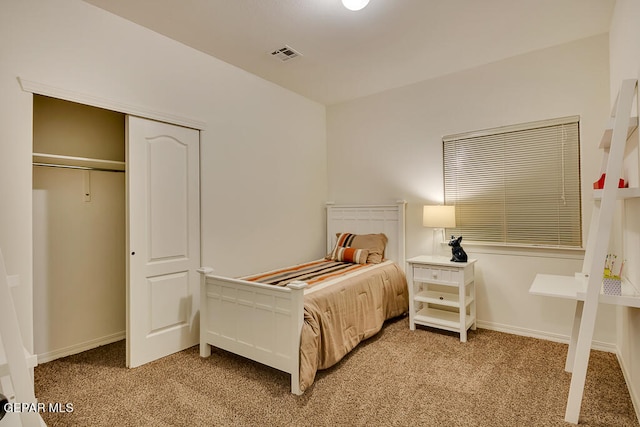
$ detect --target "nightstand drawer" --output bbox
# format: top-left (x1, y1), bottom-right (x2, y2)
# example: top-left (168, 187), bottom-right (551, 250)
top-left (413, 266), bottom-right (460, 284)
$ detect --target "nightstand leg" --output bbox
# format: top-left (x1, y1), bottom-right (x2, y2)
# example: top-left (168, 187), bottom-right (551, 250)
top-left (409, 308), bottom-right (416, 331)
top-left (408, 275), bottom-right (416, 330)
top-left (459, 282), bottom-right (466, 342)
top-left (470, 281), bottom-right (477, 331)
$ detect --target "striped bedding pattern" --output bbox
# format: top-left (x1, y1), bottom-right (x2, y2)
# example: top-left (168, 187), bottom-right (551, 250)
top-left (242, 259), bottom-right (370, 288)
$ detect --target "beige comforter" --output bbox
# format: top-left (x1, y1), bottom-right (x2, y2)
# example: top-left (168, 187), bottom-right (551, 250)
top-left (298, 261), bottom-right (408, 392)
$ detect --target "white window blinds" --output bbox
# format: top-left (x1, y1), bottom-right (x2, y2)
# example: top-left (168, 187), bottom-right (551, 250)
top-left (443, 116), bottom-right (582, 248)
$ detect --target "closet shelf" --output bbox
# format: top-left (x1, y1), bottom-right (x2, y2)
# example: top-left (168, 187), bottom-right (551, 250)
top-left (599, 116), bottom-right (638, 149)
top-left (33, 152), bottom-right (125, 172)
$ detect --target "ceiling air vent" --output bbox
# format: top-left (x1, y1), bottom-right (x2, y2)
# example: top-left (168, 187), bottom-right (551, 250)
top-left (270, 45), bottom-right (302, 62)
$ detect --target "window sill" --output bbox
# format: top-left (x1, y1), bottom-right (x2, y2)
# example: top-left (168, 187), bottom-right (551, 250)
top-left (439, 242), bottom-right (585, 260)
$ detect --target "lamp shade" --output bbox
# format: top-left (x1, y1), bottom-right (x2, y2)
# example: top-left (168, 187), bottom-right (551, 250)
top-left (423, 205), bottom-right (456, 228)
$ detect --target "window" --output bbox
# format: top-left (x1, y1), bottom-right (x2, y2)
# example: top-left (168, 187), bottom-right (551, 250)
top-left (443, 116), bottom-right (582, 248)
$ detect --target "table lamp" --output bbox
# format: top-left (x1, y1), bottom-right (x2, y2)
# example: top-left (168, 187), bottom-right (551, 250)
top-left (423, 205), bottom-right (456, 255)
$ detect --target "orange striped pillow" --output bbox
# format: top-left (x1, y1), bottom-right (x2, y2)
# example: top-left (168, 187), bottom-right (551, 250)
top-left (330, 232), bottom-right (388, 264)
top-left (329, 246), bottom-right (369, 264)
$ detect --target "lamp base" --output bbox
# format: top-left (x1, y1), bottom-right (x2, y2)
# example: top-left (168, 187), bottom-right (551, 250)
top-left (432, 228), bottom-right (445, 256)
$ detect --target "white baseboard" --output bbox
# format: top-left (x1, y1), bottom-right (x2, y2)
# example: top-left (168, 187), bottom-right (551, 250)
top-left (36, 331), bottom-right (125, 364)
top-left (475, 320), bottom-right (617, 353)
top-left (617, 350), bottom-right (640, 423)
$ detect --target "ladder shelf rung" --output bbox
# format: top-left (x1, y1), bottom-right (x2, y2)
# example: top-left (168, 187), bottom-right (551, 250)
top-left (599, 116), bottom-right (638, 149)
top-left (592, 187), bottom-right (640, 200)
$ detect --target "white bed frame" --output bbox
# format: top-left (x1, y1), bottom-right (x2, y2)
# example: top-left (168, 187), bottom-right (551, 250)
top-left (197, 201), bottom-right (406, 395)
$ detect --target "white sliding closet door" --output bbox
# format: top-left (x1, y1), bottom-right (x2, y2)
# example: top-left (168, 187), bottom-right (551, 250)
top-left (126, 116), bottom-right (200, 368)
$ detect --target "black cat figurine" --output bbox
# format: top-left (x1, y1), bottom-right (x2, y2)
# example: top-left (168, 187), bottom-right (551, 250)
top-left (448, 235), bottom-right (468, 262)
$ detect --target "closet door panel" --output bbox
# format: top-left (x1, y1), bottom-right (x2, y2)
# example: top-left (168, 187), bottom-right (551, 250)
top-left (148, 139), bottom-right (188, 261)
top-left (148, 272), bottom-right (189, 332)
top-left (127, 116), bottom-right (200, 368)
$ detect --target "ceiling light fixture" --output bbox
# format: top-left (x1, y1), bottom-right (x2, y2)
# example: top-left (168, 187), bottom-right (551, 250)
top-left (341, 0), bottom-right (370, 11)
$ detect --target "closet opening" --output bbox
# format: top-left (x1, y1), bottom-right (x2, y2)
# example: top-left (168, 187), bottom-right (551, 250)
top-left (32, 95), bottom-right (126, 364)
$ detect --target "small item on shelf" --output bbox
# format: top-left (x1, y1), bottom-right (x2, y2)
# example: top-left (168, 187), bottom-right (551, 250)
top-left (592, 173), bottom-right (627, 189)
top-left (602, 254), bottom-right (623, 296)
top-left (604, 253), bottom-right (617, 276)
top-left (603, 276), bottom-right (622, 296)
top-left (448, 235), bottom-right (468, 262)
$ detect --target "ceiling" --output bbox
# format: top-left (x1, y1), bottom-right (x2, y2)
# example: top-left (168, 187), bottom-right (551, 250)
top-left (82, 0), bottom-right (615, 105)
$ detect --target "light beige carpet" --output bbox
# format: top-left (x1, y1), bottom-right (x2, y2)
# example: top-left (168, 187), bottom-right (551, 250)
top-left (34, 316), bottom-right (639, 426)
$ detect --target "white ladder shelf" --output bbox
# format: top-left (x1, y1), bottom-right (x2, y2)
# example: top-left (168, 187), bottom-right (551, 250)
top-left (529, 78), bottom-right (640, 424)
top-left (0, 249), bottom-right (43, 427)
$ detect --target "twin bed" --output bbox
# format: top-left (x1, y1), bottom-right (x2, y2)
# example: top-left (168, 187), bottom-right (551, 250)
top-left (197, 202), bottom-right (409, 394)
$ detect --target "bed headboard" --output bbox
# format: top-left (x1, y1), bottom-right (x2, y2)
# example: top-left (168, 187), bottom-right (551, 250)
top-left (326, 201), bottom-right (406, 270)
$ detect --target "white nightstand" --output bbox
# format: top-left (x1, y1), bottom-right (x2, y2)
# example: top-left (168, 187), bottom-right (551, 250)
top-left (406, 255), bottom-right (477, 342)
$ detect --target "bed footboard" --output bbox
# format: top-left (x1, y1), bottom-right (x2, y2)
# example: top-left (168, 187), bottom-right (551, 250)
top-left (197, 267), bottom-right (307, 395)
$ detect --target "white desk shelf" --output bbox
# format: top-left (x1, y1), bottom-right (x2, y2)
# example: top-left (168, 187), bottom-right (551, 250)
top-left (529, 273), bottom-right (640, 308)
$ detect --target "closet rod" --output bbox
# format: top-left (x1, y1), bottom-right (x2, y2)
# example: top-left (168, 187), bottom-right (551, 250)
top-left (32, 162), bottom-right (125, 173)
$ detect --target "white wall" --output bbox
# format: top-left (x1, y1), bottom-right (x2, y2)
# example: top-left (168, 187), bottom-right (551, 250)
top-left (609, 0), bottom-right (640, 416)
top-left (0, 0), bottom-right (327, 354)
top-left (33, 167), bottom-right (125, 360)
top-left (327, 34), bottom-right (618, 345)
